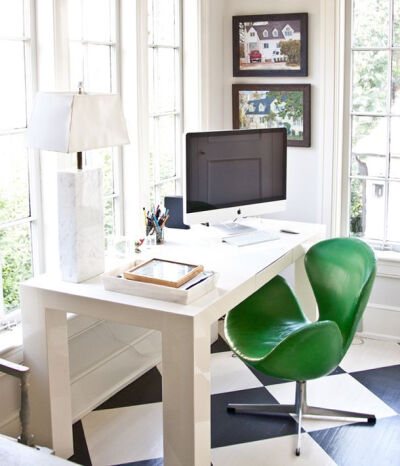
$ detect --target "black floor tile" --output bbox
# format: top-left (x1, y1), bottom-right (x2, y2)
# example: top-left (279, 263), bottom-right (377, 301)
top-left (95, 367), bottom-right (162, 410)
top-left (69, 420), bottom-right (92, 466)
top-left (211, 387), bottom-right (299, 448)
top-left (114, 459), bottom-right (163, 466)
top-left (329, 365), bottom-right (345, 375)
top-left (350, 364), bottom-right (400, 414)
top-left (211, 335), bottom-right (231, 353)
top-left (247, 365), bottom-right (290, 386)
top-left (246, 363), bottom-right (344, 386)
top-left (310, 415), bottom-right (400, 466)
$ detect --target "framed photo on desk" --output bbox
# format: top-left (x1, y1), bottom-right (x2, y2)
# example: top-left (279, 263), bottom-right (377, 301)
top-left (123, 258), bottom-right (204, 288)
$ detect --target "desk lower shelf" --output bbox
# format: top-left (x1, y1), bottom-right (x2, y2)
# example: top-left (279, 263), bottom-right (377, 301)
top-left (68, 318), bottom-right (161, 422)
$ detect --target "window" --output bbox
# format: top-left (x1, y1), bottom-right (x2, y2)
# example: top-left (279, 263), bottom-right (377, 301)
top-left (263, 30), bottom-right (268, 38)
top-left (284, 26), bottom-right (293, 37)
top-left (273, 28), bottom-right (278, 37)
top-left (347, 0), bottom-right (400, 250)
top-left (250, 32), bottom-right (255, 37)
top-left (264, 43), bottom-right (269, 49)
top-left (68, 0), bottom-right (122, 236)
top-left (0, 0), bottom-right (40, 321)
top-left (147, 0), bottom-right (181, 205)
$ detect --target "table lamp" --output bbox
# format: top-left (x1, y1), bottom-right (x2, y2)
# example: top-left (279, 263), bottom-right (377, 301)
top-left (27, 90), bottom-right (129, 282)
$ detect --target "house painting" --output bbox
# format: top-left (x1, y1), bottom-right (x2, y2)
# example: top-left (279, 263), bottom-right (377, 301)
top-left (243, 95), bottom-right (303, 137)
top-left (244, 21), bottom-right (301, 63)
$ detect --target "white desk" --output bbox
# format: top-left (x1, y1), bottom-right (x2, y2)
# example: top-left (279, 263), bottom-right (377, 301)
top-left (20, 219), bottom-right (324, 466)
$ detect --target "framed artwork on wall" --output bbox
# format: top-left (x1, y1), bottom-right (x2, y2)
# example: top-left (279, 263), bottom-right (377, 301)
top-left (232, 84), bottom-right (311, 147)
top-left (232, 13), bottom-right (308, 77)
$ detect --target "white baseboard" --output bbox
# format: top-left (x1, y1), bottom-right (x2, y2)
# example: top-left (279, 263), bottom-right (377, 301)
top-left (361, 303), bottom-right (400, 341)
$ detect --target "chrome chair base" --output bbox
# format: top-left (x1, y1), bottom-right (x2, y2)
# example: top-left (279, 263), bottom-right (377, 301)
top-left (227, 380), bottom-right (376, 456)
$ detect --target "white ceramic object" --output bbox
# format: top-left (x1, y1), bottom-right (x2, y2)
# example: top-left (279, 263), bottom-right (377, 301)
top-left (58, 168), bottom-right (104, 283)
top-left (102, 260), bottom-right (218, 304)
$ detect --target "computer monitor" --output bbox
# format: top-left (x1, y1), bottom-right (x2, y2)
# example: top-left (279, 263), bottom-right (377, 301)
top-left (184, 128), bottom-right (287, 227)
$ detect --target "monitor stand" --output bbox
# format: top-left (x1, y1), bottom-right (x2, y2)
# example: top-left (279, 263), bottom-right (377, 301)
top-left (213, 222), bottom-right (257, 236)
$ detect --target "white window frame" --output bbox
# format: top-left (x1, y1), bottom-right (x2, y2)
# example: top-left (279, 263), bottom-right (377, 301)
top-left (145, 0), bottom-right (183, 205)
top-left (67, 0), bottom-right (125, 235)
top-left (341, 0), bottom-right (400, 252)
top-left (0, 0), bottom-right (44, 325)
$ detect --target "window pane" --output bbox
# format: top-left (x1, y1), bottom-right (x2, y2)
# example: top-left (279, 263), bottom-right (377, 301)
top-left (0, 41), bottom-right (26, 130)
top-left (0, 134), bottom-right (30, 223)
top-left (104, 198), bottom-right (114, 237)
top-left (68, 0), bottom-right (83, 41)
top-left (159, 179), bottom-right (176, 204)
top-left (86, 44), bottom-right (113, 92)
top-left (0, 223), bottom-right (32, 312)
top-left (349, 178), bottom-right (385, 240)
top-left (391, 51), bottom-right (400, 114)
top-left (352, 0), bottom-right (389, 48)
top-left (394, 0), bottom-right (400, 46)
top-left (152, 48), bottom-right (176, 113)
top-left (351, 116), bottom-right (387, 177)
top-left (148, 117), bottom-right (156, 186)
top-left (390, 117), bottom-right (400, 178)
top-left (83, 0), bottom-right (111, 42)
top-left (158, 115), bottom-right (176, 180)
top-left (69, 42), bottom-right (84, 91)
top-left (387, 181), bottom-right (400, 241)
top-left (85, 147), bottom-right (114, 196)
top-left (152, 0), bottom-right (176, 45)
top-left (352, 51), bottom-right (388, 114)
top-left (0, 0), bottom-right (24, 38)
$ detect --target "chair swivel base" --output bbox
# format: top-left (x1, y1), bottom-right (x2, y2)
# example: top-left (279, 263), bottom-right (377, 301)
top-left (227, 380), bottom-right (376, 456)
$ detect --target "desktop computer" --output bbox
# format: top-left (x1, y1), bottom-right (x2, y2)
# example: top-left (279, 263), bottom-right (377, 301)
top-left (183, 128), bottom-right (287, 241)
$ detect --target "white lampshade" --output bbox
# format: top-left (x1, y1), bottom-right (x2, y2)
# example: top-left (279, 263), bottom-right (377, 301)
top-left (27, 92), bottom-right (129, 153)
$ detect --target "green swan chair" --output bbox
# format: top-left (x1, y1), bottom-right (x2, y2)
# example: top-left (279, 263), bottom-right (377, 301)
top-left (225, 237), bottom-right (377, 456)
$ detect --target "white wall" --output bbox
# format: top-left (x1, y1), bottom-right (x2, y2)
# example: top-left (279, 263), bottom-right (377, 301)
top-left (201, 0), bottom-right (336, 225)
top-left (201, 0), bottom-right (400, 341)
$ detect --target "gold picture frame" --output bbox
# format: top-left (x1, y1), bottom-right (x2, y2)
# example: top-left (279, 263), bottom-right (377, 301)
top-left (123, 258), bottom-right (204, 288)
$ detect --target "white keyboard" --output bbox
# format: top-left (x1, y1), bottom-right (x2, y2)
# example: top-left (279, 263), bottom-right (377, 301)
top-left (222, 230), bottom-right (280, 247)
top-left (214, 222), bottom-right (256, 235)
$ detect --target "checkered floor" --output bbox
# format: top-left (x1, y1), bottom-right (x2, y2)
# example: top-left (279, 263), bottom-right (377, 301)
top-left (69, 323), bottom-right (400, 466)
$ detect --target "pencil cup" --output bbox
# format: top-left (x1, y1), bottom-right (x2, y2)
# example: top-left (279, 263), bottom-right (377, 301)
top-left (145, 225), bottom-right (156, 246)
top-left (156, 228), bottom-right (164, 244)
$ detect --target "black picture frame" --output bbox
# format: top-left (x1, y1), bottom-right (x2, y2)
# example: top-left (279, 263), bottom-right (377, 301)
top-left (232, 13), bottom-right (308, 77)
top-left (232, 84), bottom-right (311, 147)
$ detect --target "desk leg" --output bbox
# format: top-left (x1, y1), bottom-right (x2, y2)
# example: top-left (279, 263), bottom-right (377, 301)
top-left (294, 253), bottom-right (318, 321)
top-left (162, 314), bottom-right (211, 466)
top-left (20, 287), bottom-right (73, 458)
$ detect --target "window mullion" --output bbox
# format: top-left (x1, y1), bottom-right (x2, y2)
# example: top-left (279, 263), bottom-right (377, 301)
top-left (383, 0), bottom-right (395, 247)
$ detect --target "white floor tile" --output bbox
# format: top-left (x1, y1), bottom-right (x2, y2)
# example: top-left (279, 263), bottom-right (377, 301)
top-left (340, 337), bottom-right (400, 372)
top-left (212, 434), bottom-right (336, 466)
top-left (266, 373), bottom-right (396, 432)
top-left (218, 320), bottom-right (228, 342)
top-left (211, 351), bottom-right (263, 395)
top-left (82, 403), bottom-right (162, 465)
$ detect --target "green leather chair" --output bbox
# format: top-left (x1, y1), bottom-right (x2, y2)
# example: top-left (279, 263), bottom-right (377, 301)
top-left (225, 237), bottom-right (377, 456)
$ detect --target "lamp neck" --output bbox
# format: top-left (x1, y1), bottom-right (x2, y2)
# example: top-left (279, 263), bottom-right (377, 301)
top-left (77, 152), bottom-right (83, 170)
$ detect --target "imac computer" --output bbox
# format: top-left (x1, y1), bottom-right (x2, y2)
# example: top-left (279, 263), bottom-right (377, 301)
top-left (184, 128), bottom-right (287, 234)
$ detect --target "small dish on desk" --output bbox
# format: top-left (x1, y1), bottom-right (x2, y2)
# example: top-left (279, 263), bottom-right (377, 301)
top-left (102, 259), bottom-right (218, 304)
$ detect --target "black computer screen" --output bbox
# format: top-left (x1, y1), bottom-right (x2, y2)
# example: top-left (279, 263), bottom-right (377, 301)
top-left (185, 128), bottom-right (287, 214)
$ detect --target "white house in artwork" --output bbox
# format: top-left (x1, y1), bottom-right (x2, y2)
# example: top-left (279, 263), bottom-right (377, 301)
top-left (244, 21), bottom-right (301, 63)
top-left (243, 95), bottom-right (303, 137)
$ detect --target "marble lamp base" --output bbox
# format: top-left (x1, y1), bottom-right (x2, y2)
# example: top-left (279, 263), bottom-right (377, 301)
top-left (58, 168), bottom-right (104, 283)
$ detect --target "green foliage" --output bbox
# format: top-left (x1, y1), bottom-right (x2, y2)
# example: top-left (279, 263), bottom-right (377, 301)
top-left (268, 91), bottom-right (303, 121)
top-left (279, 40), bottom-right (300, 65)
top-left (350, 179), bottom-right (365, 236)
top-left (0, 189), bottom-right (32, 312)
